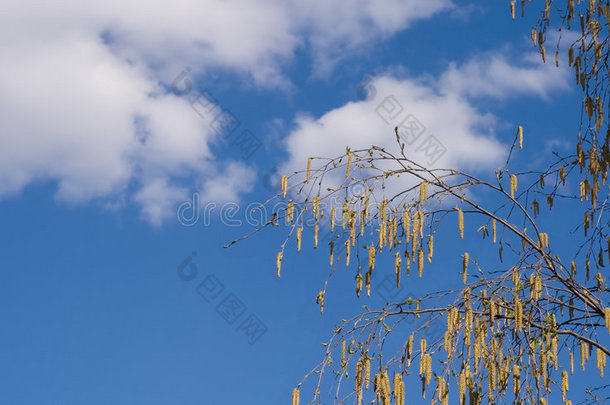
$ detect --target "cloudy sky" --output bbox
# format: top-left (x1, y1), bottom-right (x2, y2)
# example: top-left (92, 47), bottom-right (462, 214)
top-left (0, 1), bottom-right (585, 404)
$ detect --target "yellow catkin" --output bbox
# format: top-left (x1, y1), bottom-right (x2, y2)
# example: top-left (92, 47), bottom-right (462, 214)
top-left (314, 225), bottom-right (319, 248)
top-left (341, 340), bottom-right (346, 368)
top-left (374, 374), bottom-right (380, 402)
top-left (296, 227), bottom-right (302, 252)
top-left (518, 125), bottom-right (523, 149)
top-left (581, 342), bottom-right (588, 371)
top-left (604, 308), bottom-right (610, 334)
top-left (395, 256), bottom-right (401, 287)
top-left (305, 158), bottom-right (312, 183)
top-left (438, 377), bottom-right (447, 405)
top-left (364, 358), bottom-right (370, 389)
top-left (425, 354), bottom-right (432, 386)
top-left (552, 336), bottom-right (558, 370)
top-left (313, 196), bottom-right (320, 222)
top-left (510, 0), bottom-right (516, 19)
top-left (397, 380), bottom-right (405, 405)
top-left (403, 211), bottom-right (410, 243)
top-left (345, 153), bottom-right (352, 180)
top-left (286, 201), bottom-right (294, 224)
top-left (458, 208), bottom-right (464, 239)
top-left (281, 175), bottom-right (288, 199)
top-left (292, 388), bottom-right (299, 405)
top-left (570, 351), bottom-right (574, 375)
top-left (418, 248), bottom-right (424, 277)
top-left (561, 370), bottom-right (569, 401)
top-left (531, 29), bottom-right (537, 45)
top-left (492, 219), bottom-right (496, 243)
top-left (350, 212), bottom-right (356, 247)
top-left (368, 246), bottom-right (376, 271)
top-left (462, 252), bottom-right (469, 284)
top-left (514, 296), bottom-right (523, 331)
top-left (393, 373), bottom-right (403, 402)
top-left (420, 181), bottom-right (428, 206)
top-left (360, 210), bottom-right (365, 237)
top-left (330, 206), bottom-right (335, 233)
top-left (427, 235), bottom-right (434, 263)
top-left (383, 373), bottom-right (392, 405)
top-left (407, 335), bottom-right (414, 367)
top-left (539, 232), bottom-right (549, 249)
top-left (597, 348), bottom-right (606, 378)
top-left (418, 210), bottom-right (424, 238)
top-left (316, 291), bottom-right (324, 314)
top-left (513, 364), bottom-right (520, 395)
top-left (510, 174), bottom-right (517, 199)
top-left (276, 252), bottom-right (283, 278)
top-left (540, 348), bottom-right (547, 389)
top-left (459, 371), bottom-right (466, 405)
top-left (355, 362), bottom-right (363, 405)
top-left (345, 241), bottom-right (350, 267)
top-left (378, 221), bottom-right (385, 249)
top-left (444, 330), bottom-right (451, 353)
top-left (412, 211), bottom-right (419, 241)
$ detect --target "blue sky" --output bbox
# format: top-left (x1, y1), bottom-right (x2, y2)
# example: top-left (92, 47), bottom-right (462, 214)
top-left (0, 1), bottom-right (603, 404)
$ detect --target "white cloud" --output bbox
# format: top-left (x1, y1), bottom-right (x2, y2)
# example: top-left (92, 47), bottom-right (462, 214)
top-left (133, 177), bottom-right (189, 226)
top-left (439, 52), bottom-right (569, 99)
top-left (279, 54), bottom-right (570, 202)
top-left (200, 162), bottom-right (257, 203)
top-left (292, 0), bottom-right (452, 75)
top-left (0, 0), bottom-right (450, 224)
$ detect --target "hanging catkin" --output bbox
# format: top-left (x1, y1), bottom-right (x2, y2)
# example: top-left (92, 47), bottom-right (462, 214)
top-left (305, 158), bottom-right (312, 183)
top-left (518, 125), bottom-right (523, 149)
top-left (276, 252), bottom-right (283, 278)
top-left (345, 240), bottom-right (350, 267)
top-left (462, 252), bottom-right (469, 284)
top-left (510, 174), bottom-right (517, 199)
top-left (395, 256), bottom-right (401, 287)
top-left (403, 210), bottom-right (410, 243)
top-left (292, 388), bottom-right (299, 405)
top-left (368, 246), bottom-right (376, 271)
top-left (296, 227), bottom-right (302, 252)
top-left (281, 175), bottom-right (288, 199)
top-left (420, 181), bottom-right (427, 206)
top-left (345, 152), bottom-right (352, 180)
top-left (458, 208), bottom-right (464, 239)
